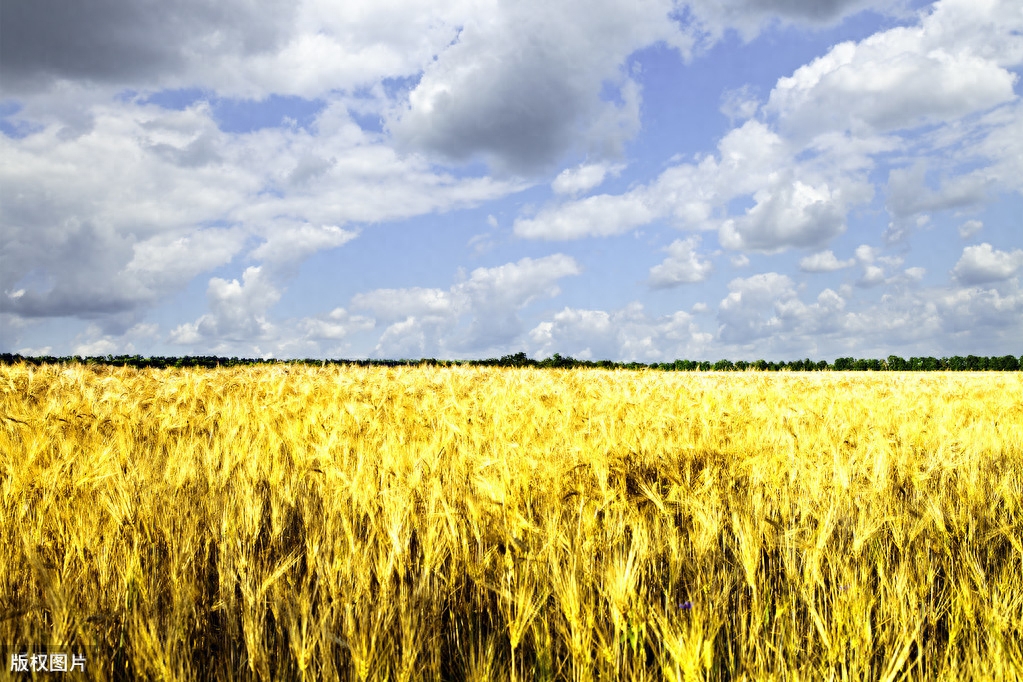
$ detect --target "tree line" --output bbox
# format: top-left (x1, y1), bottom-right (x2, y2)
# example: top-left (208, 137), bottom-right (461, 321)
top-left (0, 352), bottom-right (1020, 371)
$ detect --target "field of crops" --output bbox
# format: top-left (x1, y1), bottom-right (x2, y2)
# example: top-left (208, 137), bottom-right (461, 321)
top-left (1, 363), bottom-right (1021, 681)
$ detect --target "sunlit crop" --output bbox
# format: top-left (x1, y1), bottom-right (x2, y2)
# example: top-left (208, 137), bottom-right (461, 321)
top-left (2, 363), bottom-right (1021, 680)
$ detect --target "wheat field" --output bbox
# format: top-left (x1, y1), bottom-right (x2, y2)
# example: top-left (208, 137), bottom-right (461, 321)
top-left (1, 363), bottom-right (1021, 681)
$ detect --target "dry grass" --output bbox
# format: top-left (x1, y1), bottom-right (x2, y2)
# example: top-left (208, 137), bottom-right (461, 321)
top-left (1, 363), bottom-right (1021, 681)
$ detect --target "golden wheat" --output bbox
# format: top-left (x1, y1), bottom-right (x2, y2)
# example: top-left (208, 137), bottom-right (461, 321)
top-left (1, 364), bottom-right (1021, 681)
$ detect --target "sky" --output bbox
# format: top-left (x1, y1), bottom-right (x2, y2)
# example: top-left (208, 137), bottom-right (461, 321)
top-left (1, 0), bottom-right (1021, 362)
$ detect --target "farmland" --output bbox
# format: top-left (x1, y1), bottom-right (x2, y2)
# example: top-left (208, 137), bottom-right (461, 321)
top-left (1, 364), bottom-right (1021, 681)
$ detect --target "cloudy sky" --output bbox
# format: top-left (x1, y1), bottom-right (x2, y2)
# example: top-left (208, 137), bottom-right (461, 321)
top-left (1, 0), bottom-right (1021, 361)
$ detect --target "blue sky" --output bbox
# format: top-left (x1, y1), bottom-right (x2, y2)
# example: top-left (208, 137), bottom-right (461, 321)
top-left (1, 0), bottom-right (1021, 361)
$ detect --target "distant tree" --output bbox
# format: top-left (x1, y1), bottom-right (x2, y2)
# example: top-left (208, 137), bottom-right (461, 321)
top-left (500, 352), bottom-right (531, 367)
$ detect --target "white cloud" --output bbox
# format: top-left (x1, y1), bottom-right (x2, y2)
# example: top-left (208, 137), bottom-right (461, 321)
top-left (858, 265), bottom-right (887, 287)
top-left (528, 302), bottom-right (712, 361)
top-left (648, 236), bottom-right (714, 288)
top-left (686, 0), bottom-right (903, 42)
top-left (513, 119), bottom-right (792, 242)
top-left (373, 316), bottom-right (432, 359)
top-left (936, 282), bottom-right (1023, 334)
top-left (719, 178), bottom-right (861, 252)
top-left (298, 307), bottom-right (375, 341)
top-left (160, 254), bottom-right (582, 357)
top-left (552, 162), bottom-right (623, 195)
top-left (513, 193), bottom-right (655, 240)
top-left (16, 346), bottom-right (53, 357)
top-left (885, 163), bottom-right (990, 221)
top-left (126, 227), bottom-right (248, 288)
top-left (0, 95), bottom-right (527, 325)
top-left (975, 103), bottom-right (1023, 193)
top-left (717, 273), bottom-right (798, 342)
top-left (515, 110), bottom-right (876, 252)
top-left (72, 338), bottom-right (119, 357)
top-left (904, 266), bottom-right (926, 281)
top-left (5, 0), bottom-right (901, 101)
top-left (388, 0), bottom-right (694, 173)
top-left (452, 254), bottom-right (583, 349)
top-left (467, 233), bottom-right (495, 255)
top-left (530, 309), bottom-right (615, 360)
top-left (351, 287), bottom-right (456, 323)
top-left (170, 266), bottom-right (281, 344)
top-left (352, 254), bottom-right (582, 356)
top-left (951, 243), bottom-right (1023, 284)
top-left (458, 254), bottom-right (581, 310)
top-left (510, 0), bottom-right (1022, 259)
top-left (5, 0), bottom-right (1021, 360)
top-left (249, 224), bottom-right (359, 265)
top-left (520, 267), bottom-right (1018, 361)
top-left (719, 85), bottom-right (760, 123)
top-left (0, 100), bottom-right (255, 318)
top-left (958, 219), bottom-right (984, 238)
top-left (765, 0), bottom-right (1020, 139)
top-left (855, 244), bottom-right (879, 262)
top-left (715, 273), bottom-right (853, 352)
top-left (799, 249), bottom-right (856, 272)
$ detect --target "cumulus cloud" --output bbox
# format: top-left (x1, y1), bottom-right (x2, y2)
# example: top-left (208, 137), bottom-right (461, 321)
top-left (511, 0), bottom-right (1022, 257)
top-left (170, 266), bottom-right (281, 344)
top-left (529, 302), bottom-right (712, 361)
top-left (0, 0), bottom-right (484, 100)
top-left (352, 254), bottom-right (581, 356)
top-left (298, 308), bottom-right (375, 341)
top-left (5, 0), bottom-right (1021, 360)
top-left (452, 254), bottom-right (584, 350)
top-left (513, 119), bottom-right (790, 241)
top-left (904, 266), bottom-right (926, 282)
top-left (764, 0), bottom-right (1020, 139)
top-left (388, 0), bottom-right (695, 173)
top-left (687, 0), bottom-right (902, 41)
top-left (951, 243), bottom-right (1023, 284)
top-left (958, 219), bottom-right (983, 238)
top-left (351, 288), bottom-right (456, 323)
top-left (515, 110), bottom-right (877, 251)
top-left (719, 85), bottom-right (760, 123)
top-left (799, 249), bottom-right (856, 272)
top-left (0, 0), bottom-right (295, 93)
top-left (719, 178), bottom-right (860, 252)
top-left (855, 244), bottom-right (879, 262)
top-left (249, 224), bottom-right (359, 266)
top-left (552, 162), bottom-right (623, 195)
top-left (715, 273), bottom-right (852, 351)
top-left (717, 273), bottom-right (798, 342)
top-left (72, 337), bottom-right (120, 357)
top-left (126, 228), bottom-right (248, 288)
top-left (936, 282), bottom-right (1023, 335)
top-left (513, 193), bottom-right (655, 240)
top-left (858, 265), bottom-right (887, 287)
top-left (885, 163), bottom-right (990, 222)
top-left (844, 249), bottom-right (908, 287)
top-left (648, 236), bottom-right (714, 288)
top-left (0, 96), bottom-right (525, 328)
top-left (975, 103), bottom-right (1023, 193)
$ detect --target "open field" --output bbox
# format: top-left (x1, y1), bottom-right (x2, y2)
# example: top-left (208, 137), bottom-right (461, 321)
top-left (1, 364), bottom-right (1021, 681)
